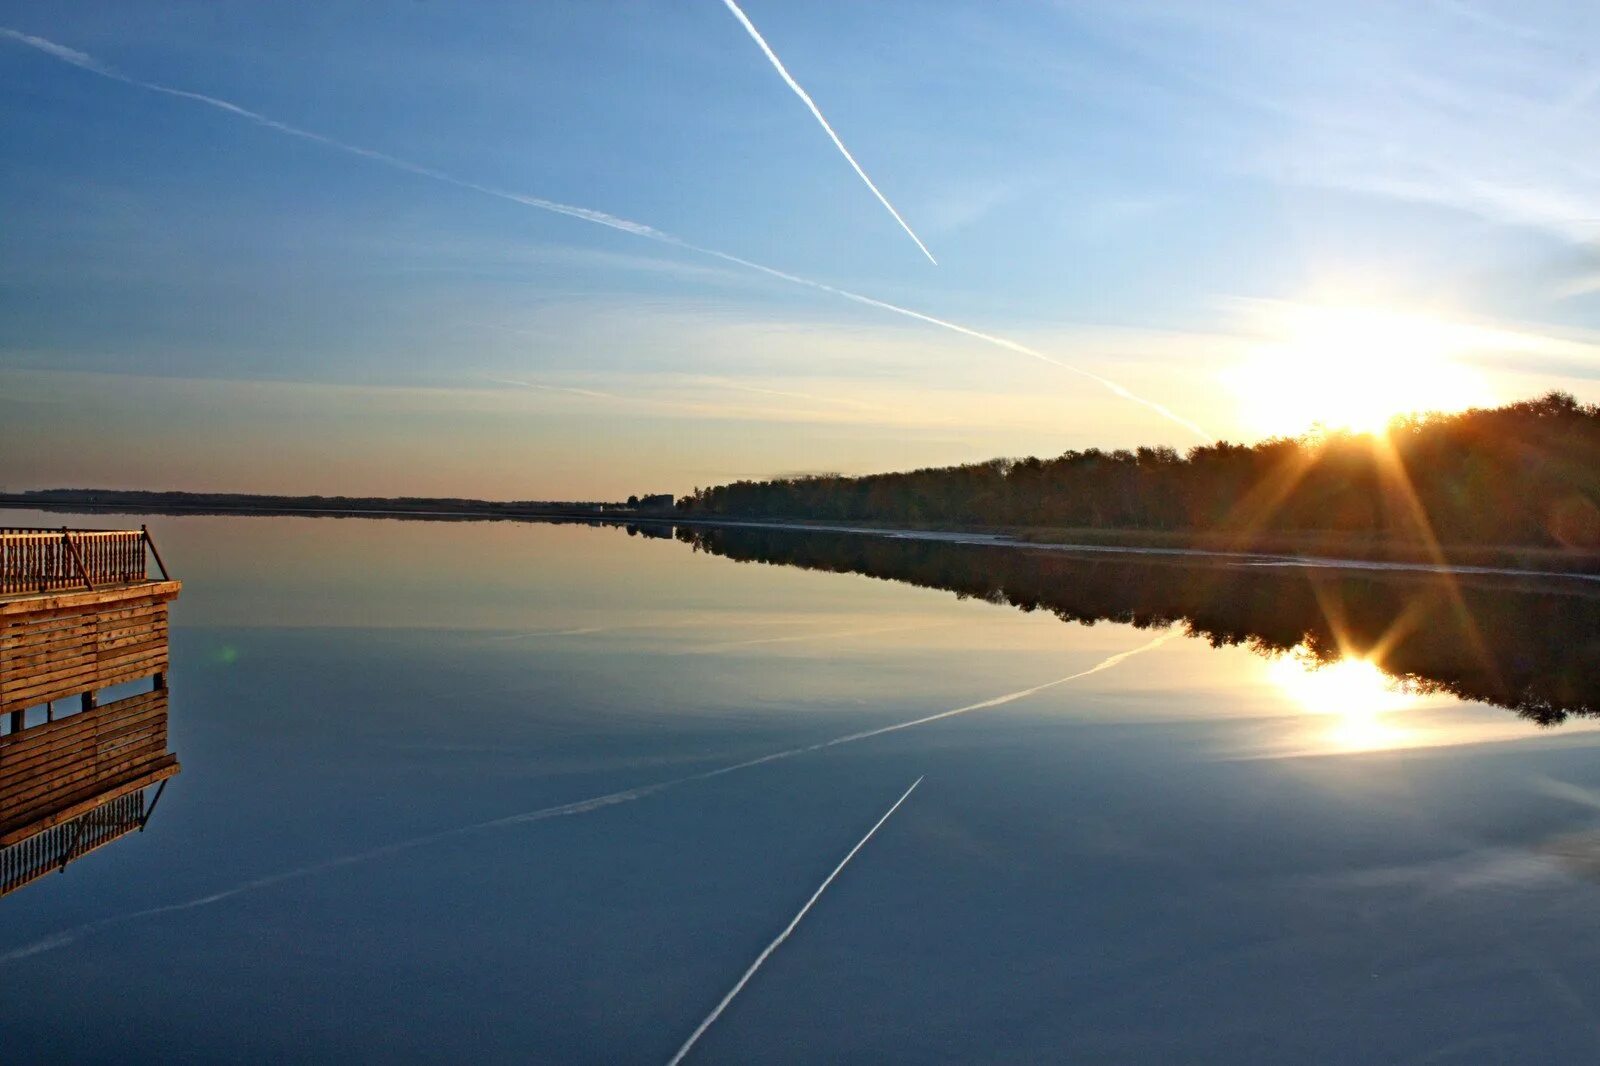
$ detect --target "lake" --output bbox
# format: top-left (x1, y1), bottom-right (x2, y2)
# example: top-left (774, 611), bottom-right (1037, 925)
top-left (4, 510), bottom-right (1600, 1063)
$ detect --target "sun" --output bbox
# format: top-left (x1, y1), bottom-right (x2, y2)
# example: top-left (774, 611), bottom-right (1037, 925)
top-left (1223, 304), bottom-right (1496, 438)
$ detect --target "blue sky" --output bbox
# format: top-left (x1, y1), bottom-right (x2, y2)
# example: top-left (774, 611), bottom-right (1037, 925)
top-left (4, 1), bottom-right (1600, 496)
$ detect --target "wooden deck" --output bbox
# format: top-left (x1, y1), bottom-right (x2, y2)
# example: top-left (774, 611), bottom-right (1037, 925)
top-left (0, 528), bottom-right (180, 898)
top-left (1, 581), bottom-right (181, 717)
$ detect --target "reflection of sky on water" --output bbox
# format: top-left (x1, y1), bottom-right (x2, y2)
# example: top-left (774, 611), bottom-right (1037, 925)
top-left (4, 510), bottom-right (1600, 1061)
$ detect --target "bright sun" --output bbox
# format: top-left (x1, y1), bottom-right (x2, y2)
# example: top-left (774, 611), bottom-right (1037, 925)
top-left (1224, 304), bottom-right (1496, 438)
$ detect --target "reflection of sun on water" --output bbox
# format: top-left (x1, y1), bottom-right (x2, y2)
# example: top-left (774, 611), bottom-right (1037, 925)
top-left (1225, 304), bottom-right (1495, 438)
top-left (1268, 647), bottom-right (1418, 751)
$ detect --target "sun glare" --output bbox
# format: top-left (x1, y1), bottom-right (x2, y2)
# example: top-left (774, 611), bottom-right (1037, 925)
top-left (1225, 304), bottom-right (1495, 438)
top-left (1267, 647), bottom-right (1418, 751)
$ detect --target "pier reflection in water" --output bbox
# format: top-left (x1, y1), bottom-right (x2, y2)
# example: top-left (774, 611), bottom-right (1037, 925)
top-left (0, 528), bottom-right (181, 900)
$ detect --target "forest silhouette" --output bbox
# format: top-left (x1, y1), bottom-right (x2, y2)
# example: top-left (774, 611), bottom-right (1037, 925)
top-left (678, 393), bottom-right (1600, 558)
top-left (673, 523), bottom-right (1600, 725)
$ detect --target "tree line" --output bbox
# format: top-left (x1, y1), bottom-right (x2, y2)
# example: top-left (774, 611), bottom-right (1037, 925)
top-left (677, 393), bottom-right (1600, 551)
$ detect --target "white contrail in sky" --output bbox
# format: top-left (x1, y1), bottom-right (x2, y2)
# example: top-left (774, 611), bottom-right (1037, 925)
top-left (717, 0), bottom-right (936, 266)
top-left (484, 376), bottom-right (619, 399)
top-left (0, 27), bottom-right (1211, 439)
top-left (0, 632), bottom-right (1169, 966)
top-left (664, 775), bottom-right (924, 1066)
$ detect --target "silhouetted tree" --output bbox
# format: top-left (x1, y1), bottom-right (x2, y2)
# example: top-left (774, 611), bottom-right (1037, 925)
top-left (676, 394), bottom-right (1600, 553)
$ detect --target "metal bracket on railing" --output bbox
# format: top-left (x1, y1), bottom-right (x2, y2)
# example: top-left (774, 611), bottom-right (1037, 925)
top-left (60, 527), bottom-right (95, 592)
top-left (141, 525), bottom-right (171, 581)
top-left (139, 780), bottom-right (169, 831)
top-left (57, 817), bottom-right (89, 872)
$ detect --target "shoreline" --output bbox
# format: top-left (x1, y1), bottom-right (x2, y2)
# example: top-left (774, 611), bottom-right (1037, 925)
top-left (3, 497), bottom-right (1598, 585)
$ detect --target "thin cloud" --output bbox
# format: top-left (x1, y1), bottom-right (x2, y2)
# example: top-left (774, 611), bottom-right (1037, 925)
top-left (718, 0), bottom-right (937, 265)
top-left (1, 26), bottom-right (1209, 440)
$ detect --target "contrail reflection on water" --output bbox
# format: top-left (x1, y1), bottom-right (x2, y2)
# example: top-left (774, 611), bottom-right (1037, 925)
top-left (0, 634), bottom-right (1170, 964)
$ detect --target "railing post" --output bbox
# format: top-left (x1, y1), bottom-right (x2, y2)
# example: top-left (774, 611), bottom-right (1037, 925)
top-left (142, 525), bottom-right (170, 581)
top-left (60, 528), bottom-right (95, 591)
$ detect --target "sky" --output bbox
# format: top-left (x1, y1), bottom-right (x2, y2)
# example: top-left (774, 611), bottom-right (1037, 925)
top-left (3, 0), bottom-right (1600, 499)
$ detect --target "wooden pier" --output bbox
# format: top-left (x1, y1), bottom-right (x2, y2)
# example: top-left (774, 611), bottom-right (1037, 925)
top-left (0, 527), bottom-right (180, 898)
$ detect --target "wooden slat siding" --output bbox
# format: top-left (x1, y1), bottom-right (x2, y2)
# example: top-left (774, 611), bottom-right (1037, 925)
top-left (0, 582), bottom-right (180, 715)
top-left (0, 690), bottom-right (166, 773)
top-left (0, 762), bottom-right (178, 849)
top-left (0, 700), bottom-right (169, 785)
top-left (0, 690), bottom-right (176, 844)
top-left (0, 529), bottom-right (147, 595)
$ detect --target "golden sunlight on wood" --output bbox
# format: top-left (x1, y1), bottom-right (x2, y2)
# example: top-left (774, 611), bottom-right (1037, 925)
top-left (1267, 647), bottom-right (1419, 751)
top-left (1223, 305), bottom-right (1496, 438)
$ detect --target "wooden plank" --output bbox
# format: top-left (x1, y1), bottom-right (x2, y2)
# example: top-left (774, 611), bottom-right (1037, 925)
top-left (0, 649), bottom-right (97, 677)
top-left (2, 656), bottom-right (167, 709)
top-left (0, 738), bottom-right (168, 812)
top-left (0, 744), bottom-right (105, 793)
top-left (0, 635), bottom-right (99, 664)
top-left (0, 714), bottom-right (104, 762)
top-left (1, 667), bottom-right (100, 705)
top-left (0, 635), bottom-right (99, 663)
top-left (97, 633), bottom-right (168, 655)
top-left (97, 658), bottom-right (169, 689)
top-left (1, 657), bottom-right (101, 692)
top-left (93, 719), bottom-right (167, 757)
top-left (97, 649), bottom-right (170, 675)
top-left (89, 605), bottom-right (168, 628)
top-left (0, 694), bottom-right (165, 773)
top-left (97, 626), bottom-right (167, 652)
top-left (0, 738), bottom-right (101, 787)
top-left (1, 620), bottom-right (97, 644)
top-left (0, 760), bottom-right (179, 846)
top-left (101, 646), bottom-right (169, 669)
top-left (99, 643), bottom-right (168, 669)
top-left (0, 581), bottom-right (179, 619)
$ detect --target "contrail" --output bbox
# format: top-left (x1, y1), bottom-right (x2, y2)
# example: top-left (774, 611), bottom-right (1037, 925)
top-left (0, 632), bottom-right (1168, 966)
top-left (717, 0), bottom-right (936, 266)
top-left (485, 377), bottom-right (618, 400)
top-left (673, 244), bottom-right (1213, 438)
top-left (665, 775), bottom-right (923, 1066)
top-left (681, 619), bottom-right (950, 653)
top-left (0, 27), bottom-right (1210, 440)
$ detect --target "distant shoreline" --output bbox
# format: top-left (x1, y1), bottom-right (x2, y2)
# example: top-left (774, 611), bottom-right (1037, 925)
top-left (3, 491), bottom-right (1598, 583)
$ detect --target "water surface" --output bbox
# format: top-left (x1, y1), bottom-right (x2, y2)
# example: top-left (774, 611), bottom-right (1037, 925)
top-left (4, 511), bottom-right (1600, 1063)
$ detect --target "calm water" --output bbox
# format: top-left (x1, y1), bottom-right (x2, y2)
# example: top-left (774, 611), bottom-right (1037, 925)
top-left (5, 511), bottom-right (1600, 1063)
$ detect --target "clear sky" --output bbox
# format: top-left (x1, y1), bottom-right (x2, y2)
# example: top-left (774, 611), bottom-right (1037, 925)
top-left (3, 1), bottom-right (1600, 498)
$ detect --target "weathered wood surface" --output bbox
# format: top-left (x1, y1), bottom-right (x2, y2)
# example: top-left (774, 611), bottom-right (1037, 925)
top-left (0, 528), bottom-right (148, 596)
top-left (0, 689), bottom-right (179, 846)
top-left (0, 581), bottom-right (181, 715)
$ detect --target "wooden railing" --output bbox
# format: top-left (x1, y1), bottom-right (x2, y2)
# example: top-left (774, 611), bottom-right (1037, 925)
top-left (0, 527), bottom-right (169, 596)
top-left (0, 789), bottom-right (147, 898)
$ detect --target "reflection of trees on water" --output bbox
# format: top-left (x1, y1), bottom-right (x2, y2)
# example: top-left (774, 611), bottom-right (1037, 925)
top-left (673, 526), bottom-right (1600, 725)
